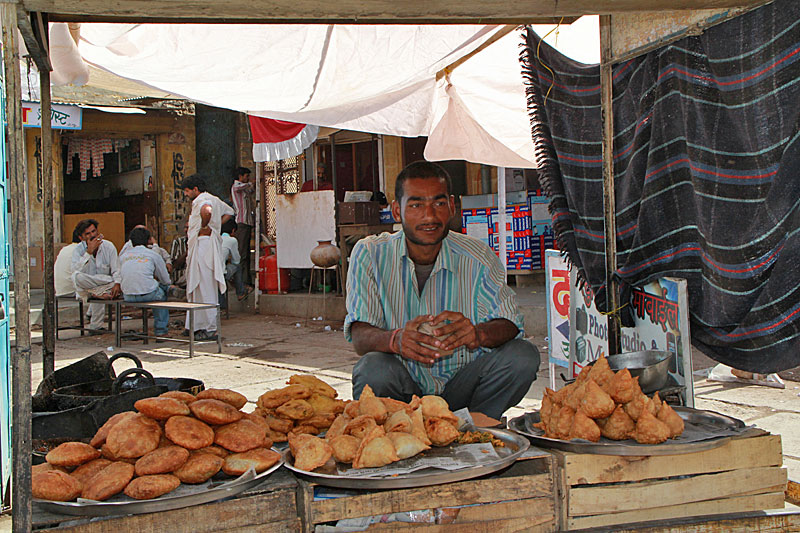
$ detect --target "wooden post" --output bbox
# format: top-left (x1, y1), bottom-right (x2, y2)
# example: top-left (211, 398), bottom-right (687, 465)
top-left (2, 3), bottom-right (33, 530)
top-left (600, 15), bottom-right (620, 355)
top-left (40, 53), bottom-right (56, 377)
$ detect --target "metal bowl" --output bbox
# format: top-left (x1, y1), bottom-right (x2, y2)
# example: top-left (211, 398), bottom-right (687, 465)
top-left (606, 350), bottom-right (673, 393)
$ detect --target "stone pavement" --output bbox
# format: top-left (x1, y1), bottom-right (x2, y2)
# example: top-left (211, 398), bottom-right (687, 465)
top-left (27, 309), bottom-right (800, 483)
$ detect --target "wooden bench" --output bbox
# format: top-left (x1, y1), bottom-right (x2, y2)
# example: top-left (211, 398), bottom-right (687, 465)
top-left (121, 301), bottom-right (223, 357)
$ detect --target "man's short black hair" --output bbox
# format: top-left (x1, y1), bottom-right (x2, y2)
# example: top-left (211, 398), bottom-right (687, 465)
top-left (235, 167), bottom-right (252, 179)
top-left (394, 161), bottom-right (452, 203)
top-left (180, 174), bottom-right (207, 192)
top-left (129, 227), bottom-right (151, 247)
top-left (71, 228), bottom-right (81, 243)
top-left (74, 219), bottom-right (99, 239)
top-left (221, 219), bottom-right (237, 235)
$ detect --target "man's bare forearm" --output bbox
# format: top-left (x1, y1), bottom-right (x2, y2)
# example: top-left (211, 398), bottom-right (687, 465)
top-left (350, 321), bottom-right (394, 356)
top-left (476, 318), bottom-right (519, 348)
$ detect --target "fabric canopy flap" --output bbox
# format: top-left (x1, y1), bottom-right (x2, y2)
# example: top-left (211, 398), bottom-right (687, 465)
top-left (75, 23), bottom-right (536, 167)
top-left (249, 116), bottom-right (318, 162)
top-left (521, 0), bottom-right (800, 373)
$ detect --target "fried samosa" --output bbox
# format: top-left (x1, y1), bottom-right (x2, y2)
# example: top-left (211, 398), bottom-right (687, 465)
top-left (387, 432), bottom-right (430, 459)
top-left (352, 426), bottom-right (399, 469)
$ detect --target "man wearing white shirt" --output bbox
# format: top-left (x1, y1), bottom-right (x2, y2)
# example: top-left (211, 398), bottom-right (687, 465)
top-left (120, 227), bottom-right (172, 336)
top-left (70, 219), bottom-right (121, 333)
top-left (181, 174), bottom-right (234, 340)
top-left (55, 230), bottom-right (80, 297)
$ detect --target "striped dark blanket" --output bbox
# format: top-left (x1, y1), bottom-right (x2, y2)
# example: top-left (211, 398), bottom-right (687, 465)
top-left (521, 0), bottom-right (800, 372)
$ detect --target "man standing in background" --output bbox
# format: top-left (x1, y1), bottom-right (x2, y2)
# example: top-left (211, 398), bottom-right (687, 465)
top-left (182, 174), bottom-right (234, 340)
top-left (230, 166), bottom-right (255, 288)
top-left (71, 219), bottom-right (122, 334)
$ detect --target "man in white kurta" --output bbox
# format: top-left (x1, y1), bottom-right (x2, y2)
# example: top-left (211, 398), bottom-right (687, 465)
top-left (181, 175), bottom-right (234, 340)
top-left (70, 219), bottom-right (122, 332)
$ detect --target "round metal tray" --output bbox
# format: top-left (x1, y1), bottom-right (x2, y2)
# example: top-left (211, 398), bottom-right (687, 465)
top-left (34, 454), bottom-right (283, 517)
top-left (508, 406), bottom-right (746, 456)
top-left (283, 427), bottom-right (529, 489)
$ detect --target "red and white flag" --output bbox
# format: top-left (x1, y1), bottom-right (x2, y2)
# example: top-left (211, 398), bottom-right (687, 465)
top-left (248, 115), bottom-right (319, 162)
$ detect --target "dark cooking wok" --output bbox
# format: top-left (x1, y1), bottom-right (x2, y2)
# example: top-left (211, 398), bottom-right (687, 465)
top-left (50, 353), bottom-right (203, 411)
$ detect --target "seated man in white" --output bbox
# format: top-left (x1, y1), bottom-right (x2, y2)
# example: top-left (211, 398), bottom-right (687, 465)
top-left (70, 219), bottom-right (121, 333)
top-left (120, 226), bottom-right (171, 337)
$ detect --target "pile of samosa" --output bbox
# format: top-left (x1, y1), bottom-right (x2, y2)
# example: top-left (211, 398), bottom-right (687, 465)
top-left (287, 384), bottom-right (462, 471)
top-left (536, 356), bottom-right (684, 444)
top-left (32, 387), bottom-right (281, 503)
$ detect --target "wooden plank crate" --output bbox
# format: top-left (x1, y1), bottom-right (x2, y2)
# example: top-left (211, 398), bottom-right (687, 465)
top-left (297, 455), bottom-right (557, 532)
top-left (552, 432), bottom-right (788, 531)
top-left (31, 467), bottom-right (301, 533)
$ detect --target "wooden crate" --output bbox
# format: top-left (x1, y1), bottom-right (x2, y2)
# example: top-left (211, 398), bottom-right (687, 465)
top-left (553, 432), bottom-right (788, 530)
top-left (298, 455), bottom-right (557, 532)
top-left (32, 468), bottom-right (300, 532)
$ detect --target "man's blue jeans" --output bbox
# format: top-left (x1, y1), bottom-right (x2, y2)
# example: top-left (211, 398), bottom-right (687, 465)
top-left (124, 284), bottom-right (169, 334)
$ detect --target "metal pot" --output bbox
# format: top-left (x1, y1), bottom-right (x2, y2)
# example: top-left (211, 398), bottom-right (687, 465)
top-left (606, 350), bottom-right (673, 394)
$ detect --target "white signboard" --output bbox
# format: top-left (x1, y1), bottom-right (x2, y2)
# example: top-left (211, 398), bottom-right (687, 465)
top-left (545, 250), bottom-right (570, 368)
top-left (22, 101), bottom-right (82, 130)
top-left (275, 190), bottom-right (336, 268)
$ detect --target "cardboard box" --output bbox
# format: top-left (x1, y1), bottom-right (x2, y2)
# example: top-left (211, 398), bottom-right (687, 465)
top-left (338, 201), bottom-right (380, 225)
top-left (29, 246), bottom-right (43, 289)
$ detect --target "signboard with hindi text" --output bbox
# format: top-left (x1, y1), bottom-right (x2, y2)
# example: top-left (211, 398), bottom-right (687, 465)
top-left (22, 101), bottom-right (82, 130)
top-left (545, 250), bottom-right (570, 368)
top-left (568, 277), bottom-right (693, 406)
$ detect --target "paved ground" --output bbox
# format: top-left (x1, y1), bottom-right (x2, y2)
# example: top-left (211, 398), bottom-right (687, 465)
top-left (22, 305), bottom-right (800, 482)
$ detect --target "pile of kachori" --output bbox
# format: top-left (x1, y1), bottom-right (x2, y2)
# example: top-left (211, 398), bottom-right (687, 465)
top-left (32, 387), bottom-right (280, 503)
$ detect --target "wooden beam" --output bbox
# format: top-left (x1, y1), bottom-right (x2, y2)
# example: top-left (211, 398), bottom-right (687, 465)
top-left (21, 0), bottom-right (769, 24)
top-left (2, 3), bottom-right (33, 531)
top-left (40, 63), bottom-right (55, 376)
top-left (600, 14), bottom-right (620, 354)
top-left (15, 8), bottom-right (50, 72)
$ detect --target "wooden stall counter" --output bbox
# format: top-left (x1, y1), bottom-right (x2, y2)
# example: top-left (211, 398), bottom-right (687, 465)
top-left (32, 468), bottom-right (301, 532)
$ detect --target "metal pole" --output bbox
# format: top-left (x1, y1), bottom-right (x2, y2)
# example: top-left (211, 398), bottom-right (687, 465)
top-left (600, 15), bottom-right (621, 355)
top-left (497, 166), bottom-right (508, 282)
top-left (330, 133), bottom-right (337, 200)
top-left (371, 133), bottom-right (378, 193)
top-left (2, 4), bottom-right (32, 530)
top-left (40, 60), bottom-right (55, 377)
top-left (254, 162), bottom-right (262, 311)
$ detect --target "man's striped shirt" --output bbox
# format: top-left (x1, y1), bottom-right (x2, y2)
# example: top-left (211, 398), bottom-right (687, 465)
top-left (344, 230), bottom-right (523, 395)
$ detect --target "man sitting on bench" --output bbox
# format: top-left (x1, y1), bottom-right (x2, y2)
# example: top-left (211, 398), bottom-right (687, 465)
top-left (120, 226), bottom-right (171, 338)
top-left (71, 219), bottom-right (121, 334)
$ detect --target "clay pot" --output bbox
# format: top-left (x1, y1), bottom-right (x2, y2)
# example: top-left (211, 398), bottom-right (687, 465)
top-left (310, 240), bottom-right (341, 268)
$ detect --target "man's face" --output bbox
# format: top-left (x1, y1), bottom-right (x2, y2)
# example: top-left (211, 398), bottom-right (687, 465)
top-left (183, 187), bottom-right (200, 200)
top-left (316, 166), bottom-right (325, 180)
top-left (80, 224), bottom-right (98, 243)
top-left (239, 173), bottom-right (250, 183)
top-left (392, 177), bottom-right (454, 247)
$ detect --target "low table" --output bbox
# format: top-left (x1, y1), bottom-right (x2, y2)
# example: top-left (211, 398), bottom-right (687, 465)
top-left (121, 301), bottom-right (222, 357)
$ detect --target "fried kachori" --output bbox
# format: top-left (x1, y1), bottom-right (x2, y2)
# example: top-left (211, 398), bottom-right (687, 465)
top-left (164, 415), bottom-right (215, 450)
top-left (159, 390), bottom-right (198, 404)
top-left (90, 411), bottom-right (137, 448)
top-left (196, 388), bottom-right (248, 410)
top-left (105, 414), bottom-right (162, 459)
top-left (123, 474), bottom-right (181, 500)
top-left (222, 447), bottom-right (281, 476)
top-left (81, 461), bottom-right (135, 501)
top-left (214, 419), bottom-right (269, 452)
top-left (45, 441), bottom-right (101, 467)
top-left (173, 451), bottom-right (224, 484)
top-left (32, 470), bottom-right (82, 501)
top-left (189, 399), bottom-right (244, 425)
top-left (134, 397), bottom-right (191, 420)
top-left (70, 458), bottom-right (113, 486)
top-left (135, 445), bottom-right (190, 476)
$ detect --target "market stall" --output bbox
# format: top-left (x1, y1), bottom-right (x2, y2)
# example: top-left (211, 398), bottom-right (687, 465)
top-left (5, 0), bottom-right (797, 531)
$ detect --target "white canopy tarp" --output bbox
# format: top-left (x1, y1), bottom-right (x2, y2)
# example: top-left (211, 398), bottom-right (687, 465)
top-left (72, 23), bottom-right (539, 167)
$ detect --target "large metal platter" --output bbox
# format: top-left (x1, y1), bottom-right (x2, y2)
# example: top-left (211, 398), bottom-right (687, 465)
top-left (509, 407), bottom-right (747, 456)
top-left (283, 427), bottom-right (529, 489)
top-left (34, 454), bottom-right (283, 517)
